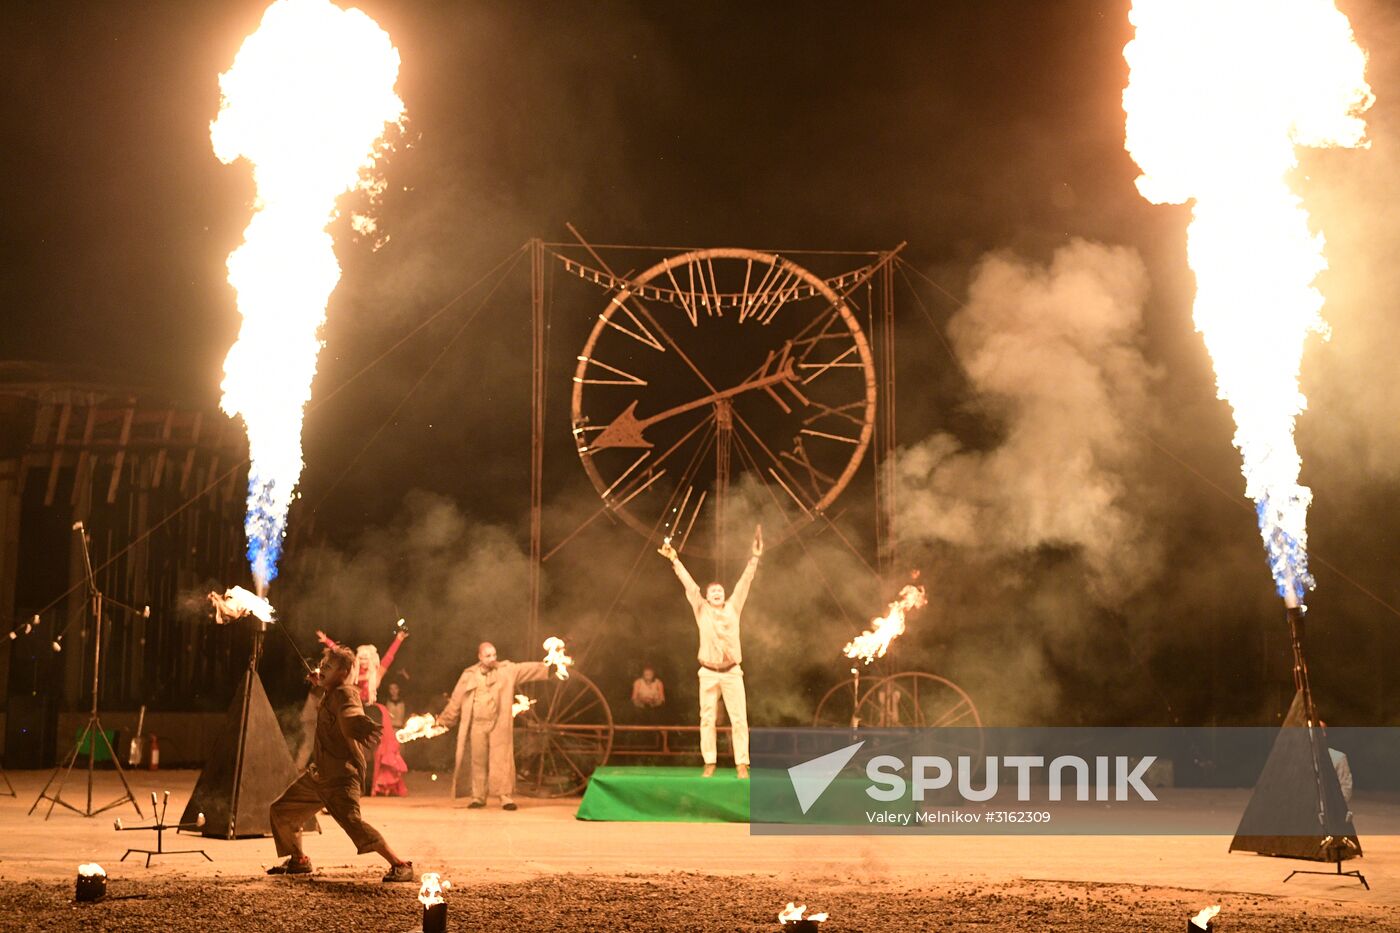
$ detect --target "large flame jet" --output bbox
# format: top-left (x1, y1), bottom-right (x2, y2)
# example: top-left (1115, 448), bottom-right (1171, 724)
top-left (214, 0), bottom-right (405, 594)
top-left (1123, 0), bottom-right (1372, 604)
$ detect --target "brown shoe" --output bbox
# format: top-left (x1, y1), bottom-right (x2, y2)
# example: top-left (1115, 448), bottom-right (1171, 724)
top-left (736, 764), bottom-right (750, 779)
top-left (701, 764), bottom-right (716, 778)
top-left (267, 855), bottom-right (312, 875)
top-left (382, 861), bottom-right (415, 883)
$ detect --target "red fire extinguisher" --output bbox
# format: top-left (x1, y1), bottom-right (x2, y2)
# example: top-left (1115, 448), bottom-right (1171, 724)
top-left (147, 735), bottom-right (160, 771)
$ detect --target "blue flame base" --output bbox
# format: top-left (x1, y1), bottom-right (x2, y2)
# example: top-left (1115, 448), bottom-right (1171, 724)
top-left (244, 477), bottom-right (288, 595)
top-left (1256, 499), bottom-right (1312, 606)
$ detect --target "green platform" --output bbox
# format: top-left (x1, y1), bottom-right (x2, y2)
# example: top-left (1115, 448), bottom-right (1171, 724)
top-left (576, 766), bottom-right (750, 823)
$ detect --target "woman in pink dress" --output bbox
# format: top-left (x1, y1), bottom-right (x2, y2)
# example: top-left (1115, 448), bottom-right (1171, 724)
top-left (317, 627), bottom-right (410, 796)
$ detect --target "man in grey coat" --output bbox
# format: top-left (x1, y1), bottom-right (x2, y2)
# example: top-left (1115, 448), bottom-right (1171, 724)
top-left (436, 642), bottom-right (549, 809)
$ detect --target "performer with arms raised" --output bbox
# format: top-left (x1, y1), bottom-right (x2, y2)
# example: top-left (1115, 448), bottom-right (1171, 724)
top-left (659, 524), bottom-right (762, 778)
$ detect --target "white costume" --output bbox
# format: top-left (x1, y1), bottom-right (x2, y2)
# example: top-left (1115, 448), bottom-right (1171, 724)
top-left (670, 553), bottom-right (759, 767)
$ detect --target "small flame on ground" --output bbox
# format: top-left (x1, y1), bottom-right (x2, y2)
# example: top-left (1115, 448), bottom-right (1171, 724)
top-left (1123, 0), bottom-right (1372, 604)
top-left (511, 694), bottom-right (536, 718)
top-left (213, 0), bottom-right (405, 593)
top-left (844, 584), bottom-right (927, 665)
top-left (543, 636), bottom-right (573, 680)
top-left (1190, 905), bottom-right (1221, 929)
top-left (396, 713), bottom-right (448, 745)
top-left (77, 864), bottom-right (106, 878)
top-left (419, 872), bottom-right (450, 907)
top-left (778, 902), bottom-right (828, 924)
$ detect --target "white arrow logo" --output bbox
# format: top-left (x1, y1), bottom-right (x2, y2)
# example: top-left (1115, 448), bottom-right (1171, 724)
top-left (788, 741), bottom-right (865, 814)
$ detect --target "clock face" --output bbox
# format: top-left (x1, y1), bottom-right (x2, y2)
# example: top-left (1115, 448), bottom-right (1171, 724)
top-left (570, 248), bottom-right (876, 565)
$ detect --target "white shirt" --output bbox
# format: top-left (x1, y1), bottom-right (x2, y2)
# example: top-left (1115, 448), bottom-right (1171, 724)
top-left (673, 555), bottom-right (758, 667)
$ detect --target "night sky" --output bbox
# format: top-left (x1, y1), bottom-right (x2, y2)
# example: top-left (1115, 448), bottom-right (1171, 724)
top-left (5, 1), bottom-right (1400, 726)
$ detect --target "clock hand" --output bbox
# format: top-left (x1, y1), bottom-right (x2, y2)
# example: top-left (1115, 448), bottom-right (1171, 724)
top-left (586, 356), bottom-right (797, 451)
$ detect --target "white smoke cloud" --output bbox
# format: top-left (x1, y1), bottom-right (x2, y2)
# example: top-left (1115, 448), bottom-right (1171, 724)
top-left (897, 239), bottom-right (1161, 604)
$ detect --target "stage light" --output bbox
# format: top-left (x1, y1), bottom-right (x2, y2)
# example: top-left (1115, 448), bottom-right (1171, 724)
top-left (75, 863), bottom-right (106, 902)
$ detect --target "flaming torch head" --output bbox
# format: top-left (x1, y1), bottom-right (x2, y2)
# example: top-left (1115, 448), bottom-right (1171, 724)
top-left (396, 713), bottom-right (448, 745)
top-left (418, 872), bottom-right (450, 907)
top-left (419, 873), bottom-right (450, 933)
top-left (213, 585), bottom-right (277, 624)
top-left (843, 584), bottom-right (927, 665)
top-left (511, 694), bottom-right (536, 718)
top-left (1189, 905), bottom-right (1221, 931)
top-left (542, 636), bottom-right (573, 680)
top-left (778, 902), bottom-right (828, 929)
top-left (1123, 0), bottom-right (1372, 607)
top-left (213, 0), bottom-right (406, 594)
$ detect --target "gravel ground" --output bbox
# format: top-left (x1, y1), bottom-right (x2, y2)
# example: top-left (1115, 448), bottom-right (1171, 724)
top-left (2, 872), bottom-right (1397, 933)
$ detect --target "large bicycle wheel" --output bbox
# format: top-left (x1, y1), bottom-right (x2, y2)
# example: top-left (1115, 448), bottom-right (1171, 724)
top-left (513, 670), bottom-right (614, 797)
top-left (812, 674), bottom-right (882, 728)
top-left (858, 671), bottom-right (983, 760)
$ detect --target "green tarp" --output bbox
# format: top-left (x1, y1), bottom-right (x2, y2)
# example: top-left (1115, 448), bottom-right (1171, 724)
top-left (576, 766), bottom-right (750, 823)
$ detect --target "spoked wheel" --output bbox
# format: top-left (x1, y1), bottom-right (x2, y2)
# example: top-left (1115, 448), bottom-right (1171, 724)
top-left (857, 671), bottom-right (984, 759)
top-left (812, 674), bottom-right (884, 728)
top-left (513, 670), bottom-right (614, 797)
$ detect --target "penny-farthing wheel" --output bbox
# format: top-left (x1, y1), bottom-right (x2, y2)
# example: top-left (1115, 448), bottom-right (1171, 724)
top-left (571, 249), bottom-right (876, 567)
top-left (813, 672), bottom-right (984, 760)
top-left (860, 673), bottom-right (980, 730)
top-left (513, 671), bottom-right (614, 798)
top-left (812, 674), bottom-right (884, 728)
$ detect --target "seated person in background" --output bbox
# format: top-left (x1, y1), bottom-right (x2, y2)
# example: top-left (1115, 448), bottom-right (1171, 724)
top-left (631, 665), bottom-right (666, 720)
top-left (384, 680), bottom-right (408, 731)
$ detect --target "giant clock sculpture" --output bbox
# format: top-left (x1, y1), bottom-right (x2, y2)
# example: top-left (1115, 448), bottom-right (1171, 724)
top-left (570, 248), bottom-right (877, 569)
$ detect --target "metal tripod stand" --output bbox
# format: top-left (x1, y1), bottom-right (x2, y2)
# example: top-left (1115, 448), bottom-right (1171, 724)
top-left (118, 790), bottom-right (211, 867)
top-left (29, 522), bottom-right (144, 820)
top-left (1279, 603), bottom-right (1368, 890)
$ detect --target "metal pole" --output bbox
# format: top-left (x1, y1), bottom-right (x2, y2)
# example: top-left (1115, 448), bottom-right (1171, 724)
top-left (87, 588), bottom-right (101, 816)
top-left (529, 238), bottom-right (546, 650)
top-left (878, 258), bottom-right (898, 577)
top-left (227, 623), bottom-right (263, 838)
top-left (714, 400), bottom-right (732, 579)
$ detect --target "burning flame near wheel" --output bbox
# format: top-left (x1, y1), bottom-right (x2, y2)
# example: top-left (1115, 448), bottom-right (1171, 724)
top-left (814, 580), bottom-right (983, 762)
top-left (1123, 0), bottom-right (1372, 603)
top-left (214, 0), bottom-right (405, 594)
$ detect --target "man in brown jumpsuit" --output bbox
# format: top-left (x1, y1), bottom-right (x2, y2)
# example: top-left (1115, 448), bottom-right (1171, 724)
top-left (437, 642), bottom-right (550, 809)
top-left (267, 645), bottom-right (414, 881)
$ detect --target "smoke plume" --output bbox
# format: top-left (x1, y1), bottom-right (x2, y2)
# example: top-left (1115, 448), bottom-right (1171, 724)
top-left (898, 239), bottom-right (1162, 606)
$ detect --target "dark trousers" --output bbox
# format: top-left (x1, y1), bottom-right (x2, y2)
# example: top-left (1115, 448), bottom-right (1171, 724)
top-left (271, 771), bottom-right (383, 858)
top-left (361, 704), bottom-right (384, 794)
